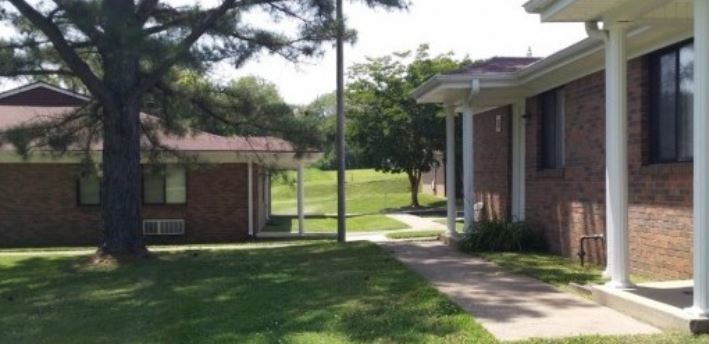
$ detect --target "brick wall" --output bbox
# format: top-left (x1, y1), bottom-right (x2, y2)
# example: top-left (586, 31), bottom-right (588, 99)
top-left (474, 106), bottom-right (512, 220)
top-left (0, 163), bottom-right (260, 247)
top-left (525, 57), bottom-right (693, 280)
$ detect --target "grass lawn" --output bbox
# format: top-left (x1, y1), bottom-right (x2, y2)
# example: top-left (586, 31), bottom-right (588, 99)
top-left (480, 251), bottom-right (648, 295)
top-left (433, 218), bottom-right (464, 231)
top-left (479, 252), bottom-right (604, 295)
top-left (0, 241), bottom-right (494, 344)
top-left (265, 214), bottom-right (406, 232)
top-left (386, 230), bottom-right (444, 240)
top-left (271, 169), bottom-right (444, 215)
top-left (266, 169), bottom-right (445, 233)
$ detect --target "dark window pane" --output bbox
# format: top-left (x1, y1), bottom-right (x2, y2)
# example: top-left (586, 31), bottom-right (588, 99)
top-left (679, 44), bottom-right (694, 160)
top-left (656, 51), bottom-right (677, 162)
top-left (555, 90), bottom-right (565, 167)
top-left (541, 91), bottom-right (557, 169)
top-left (143, 167), bottom-right (166, 204)
top-left (78, 176), bottom-right (100, 205)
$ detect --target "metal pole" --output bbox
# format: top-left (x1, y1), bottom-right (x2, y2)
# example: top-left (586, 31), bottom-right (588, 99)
top-left (336, 0), bottom-right (346, 243)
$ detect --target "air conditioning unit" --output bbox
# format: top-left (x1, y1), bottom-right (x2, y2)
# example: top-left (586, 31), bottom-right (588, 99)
top-left (143, 219), bottom-right (185, 235)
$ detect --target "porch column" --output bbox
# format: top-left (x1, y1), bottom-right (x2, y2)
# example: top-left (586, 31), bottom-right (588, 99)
top-left (248, 159), bottom-right (254, 236)
top-left (297, 161), bottom-right (305, 236)
top-left (265, 171), bottom-right (271, 221)
top-left (605, 23), bottom-right (632, 289)
top-left (462, 104), bottom-right (475, 232)
top-left (692, 0), bottom-right (709, 316)
top-left (446, 105), bottom-right (457, 235)
top-left (512, 101), bottom-right (527, 221)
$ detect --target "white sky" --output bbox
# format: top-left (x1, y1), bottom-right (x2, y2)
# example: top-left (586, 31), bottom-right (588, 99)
top-left (215, 0), bottom-right (588, 105)
top-left (0, 0), bottom-right (588, 105)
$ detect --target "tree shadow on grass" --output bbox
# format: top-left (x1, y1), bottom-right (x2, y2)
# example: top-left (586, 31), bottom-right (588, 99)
top-left (0, 242), bottom-right (493, 343)
top-left (480, 252), bottom-right (603, 287)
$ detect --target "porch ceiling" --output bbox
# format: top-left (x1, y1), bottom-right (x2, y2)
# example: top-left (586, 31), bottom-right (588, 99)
top-left (526, 0), bottom-right (692, 23)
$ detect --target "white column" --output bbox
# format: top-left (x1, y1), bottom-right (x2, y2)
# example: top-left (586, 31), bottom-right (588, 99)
top-left (297, 162), bottom-right (305, 236)
top-left (248, 159), bottom-right (254, 236)
top-left (692, 0), bottom-right (709, 316)
top-left (605, 23), bottom-right (632, 289)
top-left (265, 171), bottom-right (271, 221)
top-left (462, 104), bottom-right (475, 232)
top-left (512, 101), bottom-right (527, 221)
top-left (446, 105), bottom-right (458, 235)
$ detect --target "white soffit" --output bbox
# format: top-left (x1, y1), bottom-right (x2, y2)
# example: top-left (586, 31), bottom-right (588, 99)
top-left (529, 0), bottom-right (693, 23)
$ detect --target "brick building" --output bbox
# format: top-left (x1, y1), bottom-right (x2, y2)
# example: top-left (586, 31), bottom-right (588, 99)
top-left (0, 82), bottom-right (320, 247)
top-left (414, 0), bottom-right (709, 323)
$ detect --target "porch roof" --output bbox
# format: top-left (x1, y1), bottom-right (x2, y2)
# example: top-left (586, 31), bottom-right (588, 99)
top-left (413, 2), bottom-right (693, 109)
top-left (0, 84), bottom-right (321, 169)
top-left (523, 0), bottom-right (692, 24)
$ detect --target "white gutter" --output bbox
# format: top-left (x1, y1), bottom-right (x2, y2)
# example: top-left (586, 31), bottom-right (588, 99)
top-left (523, 0), bottom-right (556, 14)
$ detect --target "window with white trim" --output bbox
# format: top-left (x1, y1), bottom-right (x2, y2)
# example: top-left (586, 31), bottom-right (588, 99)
top-left (143, 165), bottom-right (187, 205)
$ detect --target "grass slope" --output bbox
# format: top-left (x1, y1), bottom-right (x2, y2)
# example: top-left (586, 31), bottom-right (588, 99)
top-left (0, 242), bottom-right (494, 344)
top-left (267, 169), bottom-right (444, 233)
top-left (271, 169), bottom-right (443, 215)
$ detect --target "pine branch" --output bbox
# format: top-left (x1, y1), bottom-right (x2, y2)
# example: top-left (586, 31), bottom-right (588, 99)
top-left (7, 0), bottom-right (108, 103)
top-left (136, 0), bottom-right (238, 94)
top-left (135, 0), bottom-right (160, 25)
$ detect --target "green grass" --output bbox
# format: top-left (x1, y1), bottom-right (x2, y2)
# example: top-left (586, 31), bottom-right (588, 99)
top-left (266, 169), bottom-right (446, 233)
top-left (271, 169), bottom-right (444, 215)
top-left (386, 230), bottom-right (444, 240)
top-left (0, 241), bottom-right (495, 344)
top-left (480, 252), bottom-right (648, 294)
top-left (433, 218), bottom-right (464, 231)
top-left (265, 214), bottom-right (406, 233)
top-left (479, 252), bottom-right (604, 294)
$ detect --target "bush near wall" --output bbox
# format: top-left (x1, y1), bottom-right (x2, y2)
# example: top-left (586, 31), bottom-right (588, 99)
top-left (458, 220), bottom-right (547, 253)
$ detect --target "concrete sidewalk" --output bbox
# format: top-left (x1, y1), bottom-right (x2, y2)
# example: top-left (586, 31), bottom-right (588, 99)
top-left (380, 240), bottom-right (660, 341)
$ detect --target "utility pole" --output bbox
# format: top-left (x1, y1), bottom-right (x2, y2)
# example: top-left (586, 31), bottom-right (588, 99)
top-left (336, 0), bottom-right (347, 243)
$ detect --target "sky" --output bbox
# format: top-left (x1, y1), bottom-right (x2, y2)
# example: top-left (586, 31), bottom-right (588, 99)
top-left (215, 0), bottom-right (588, 105)
top-left (0, 0), bottom-right (588, 105)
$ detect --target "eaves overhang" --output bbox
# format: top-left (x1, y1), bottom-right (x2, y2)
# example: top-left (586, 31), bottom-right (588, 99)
top-left (412, 20), bottom-right (692, 108)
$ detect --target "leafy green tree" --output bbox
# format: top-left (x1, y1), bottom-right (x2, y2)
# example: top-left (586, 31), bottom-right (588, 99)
top-left (303, 91), bottom-right (365, 170)
top-left (347, 44), bottom-right (463, 207)
top-left (0, 0), bottom-right (405, 257)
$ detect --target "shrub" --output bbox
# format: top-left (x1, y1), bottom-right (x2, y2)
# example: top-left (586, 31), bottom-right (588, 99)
top-left (458, 219), bottom-right (546, 253)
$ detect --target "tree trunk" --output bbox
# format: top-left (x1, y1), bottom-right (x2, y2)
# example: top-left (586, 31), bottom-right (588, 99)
top-left (97, 0), bottom-right (146, 256)
top-left (98, 97), bottom-right (146, 256)
top-left (407, 170), bottom-right (422, 208)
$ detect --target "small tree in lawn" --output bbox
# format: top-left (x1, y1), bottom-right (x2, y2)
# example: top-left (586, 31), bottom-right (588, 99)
top-left (0, 0), bottom-right (405, 258)
top-left (347, 44), bottom-right (463, 208)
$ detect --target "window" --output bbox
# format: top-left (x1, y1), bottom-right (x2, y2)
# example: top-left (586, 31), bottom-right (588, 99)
top-left (540, 88), bottom-right (565, 169)
top-left (78, 175), bottom-right (101, 205)
top-left (143, 165), bottom-right (187, 205)
top-left (650, 40), bottom-right (694, 163)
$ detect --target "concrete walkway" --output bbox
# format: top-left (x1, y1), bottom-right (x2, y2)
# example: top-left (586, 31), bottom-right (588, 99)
top-left (385, 213), bottom-right (446, 230)
top-left (380, 240), bottom-right (660, 341)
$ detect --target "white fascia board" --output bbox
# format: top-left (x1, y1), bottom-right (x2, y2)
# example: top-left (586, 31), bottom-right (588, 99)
top-left (517, 37), bottom-right (602, 86)
top-left (523, 0), bottom-right (557, 14)
top-left (0, 150), bottom-right (323, 168)
top-left (415, 23), bottom-right (693, 106)
top-left (539, 0), bottom-right (582, 22)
